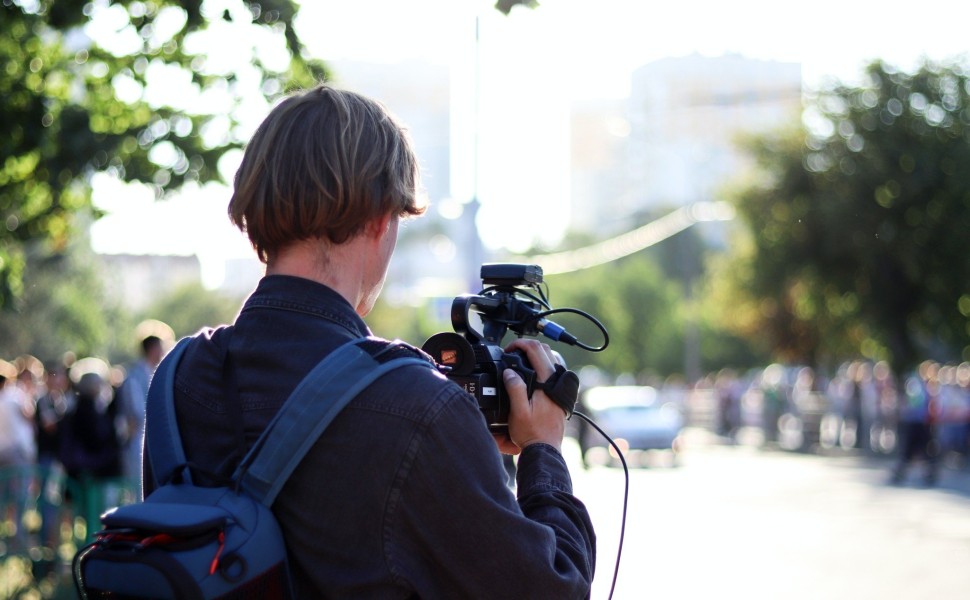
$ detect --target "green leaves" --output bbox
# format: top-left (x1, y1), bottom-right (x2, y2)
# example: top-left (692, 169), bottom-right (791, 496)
top-left (495, 0), bottom-right (540, 16)
top-left (0, 0), bottom-right (323, 310)
top-left (727, 59), bottom-right (970, 371)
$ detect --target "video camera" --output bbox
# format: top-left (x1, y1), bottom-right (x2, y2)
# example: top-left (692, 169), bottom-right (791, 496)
top-left (422, 264), bottom-right (607, 434)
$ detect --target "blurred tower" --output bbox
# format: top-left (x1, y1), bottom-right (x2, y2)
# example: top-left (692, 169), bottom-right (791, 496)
top-left (569, 98), bottom-right (630, 236)
top-left (627, 54), bottom-right (802, 213)
top-left (328, 59), bottom-right (477, 296)
top-left (328, 59), bottom-right (451, 205)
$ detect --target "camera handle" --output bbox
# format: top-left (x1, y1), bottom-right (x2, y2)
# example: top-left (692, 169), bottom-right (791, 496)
top-left (500, 350), bottom-right (536, 398)
top-left (450, 294), bottom-right (502, 344)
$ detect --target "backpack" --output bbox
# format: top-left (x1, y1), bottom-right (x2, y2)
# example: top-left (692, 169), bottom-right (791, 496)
top-left (72, 335), bottom-right (433, 599)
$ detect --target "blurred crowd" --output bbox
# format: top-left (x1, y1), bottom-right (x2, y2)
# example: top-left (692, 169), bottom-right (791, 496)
top-left (0, 323), bottom-right (170, 552)
top-left (0, 345), bottom-right (159, 479)
top-left (696, 359), bottom-right (970, 483)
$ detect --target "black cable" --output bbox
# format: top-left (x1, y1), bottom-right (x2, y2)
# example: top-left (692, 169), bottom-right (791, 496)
top-left (537, 307), bottom-right (610, 352)
top-left (571, 410), bottom-right (627, 600)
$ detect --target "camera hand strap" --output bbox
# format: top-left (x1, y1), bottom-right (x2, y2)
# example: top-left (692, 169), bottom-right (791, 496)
top-left (537, 364), bottom-right (580, 418)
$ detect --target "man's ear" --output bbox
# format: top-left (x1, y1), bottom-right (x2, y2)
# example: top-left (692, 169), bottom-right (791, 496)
top-left (366, 212), bottom-right (394, 240)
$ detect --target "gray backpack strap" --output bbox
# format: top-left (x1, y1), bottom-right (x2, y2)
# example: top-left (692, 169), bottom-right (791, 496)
top-left (236, 338), bottom-right (433, 506)
top-left (144, 336), bottom-right (196, 488)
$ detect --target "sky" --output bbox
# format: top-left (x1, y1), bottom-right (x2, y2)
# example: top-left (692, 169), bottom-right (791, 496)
top-left (89, 0), bottom-right (970, 287)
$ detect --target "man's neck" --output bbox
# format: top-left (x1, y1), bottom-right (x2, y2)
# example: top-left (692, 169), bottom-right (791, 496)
top-left (265, 237), bottom-right (369, 313)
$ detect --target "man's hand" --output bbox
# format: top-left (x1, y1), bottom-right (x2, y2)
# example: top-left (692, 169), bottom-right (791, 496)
top-left (494, 339), bottom-right (566, 454)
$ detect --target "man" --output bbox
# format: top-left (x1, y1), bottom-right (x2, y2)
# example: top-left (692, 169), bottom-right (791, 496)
top-left (33, 361), bottom-right (73, 549)
top-left (0, 359), bottom-right (36, 550)
top-left (0, 359), bottom-right (35, 471)
top-left (120, 333), bottom-right (164, 483)
top-left (144, 84), bottom-right (595, 598)
top-left (890, 361), bottom-right (941, 486)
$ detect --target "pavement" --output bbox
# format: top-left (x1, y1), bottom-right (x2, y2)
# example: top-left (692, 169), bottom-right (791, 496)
top-left (574, 426), bottom-right (970, 600)
top-left (682, 426), bottom-right (970, 497)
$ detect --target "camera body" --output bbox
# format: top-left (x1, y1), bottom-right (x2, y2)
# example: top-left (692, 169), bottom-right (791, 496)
top-left (422, 264), bottom-right (545, 434)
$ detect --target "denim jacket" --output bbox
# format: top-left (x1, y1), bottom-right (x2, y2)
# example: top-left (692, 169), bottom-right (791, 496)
top-left (147, 275), bottom-right (595, 599)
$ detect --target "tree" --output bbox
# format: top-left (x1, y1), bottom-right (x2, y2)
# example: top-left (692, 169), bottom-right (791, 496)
top-left (494, 0), bottom-right (539, 15)
top-left (544, 255), bottom-right (686, 380)
top-left (0, 0), bottom-right (326, 309)
top-left (722, 59), bottom-right (970, 373)
top-left (0, 233), bottom-right (130, 361)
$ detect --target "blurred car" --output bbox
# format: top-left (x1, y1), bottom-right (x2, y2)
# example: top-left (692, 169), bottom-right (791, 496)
top-left (575, 385), bottom-right (684, 468)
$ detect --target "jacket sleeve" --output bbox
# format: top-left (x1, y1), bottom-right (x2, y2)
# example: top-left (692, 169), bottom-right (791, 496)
top-left (517, 442), bottom-right (597, 593)
top-left (384, 386), bottom-right (596, 599)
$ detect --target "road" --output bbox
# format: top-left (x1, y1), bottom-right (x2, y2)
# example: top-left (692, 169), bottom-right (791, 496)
top-left (563, 430), bottom-right (970, 600)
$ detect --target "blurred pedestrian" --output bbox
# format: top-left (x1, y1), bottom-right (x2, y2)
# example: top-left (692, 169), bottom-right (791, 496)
top-left (872, 360), bottom-right (898, 454)
top-left (0, 359), bottom-right (36, 550)
top-left (33, 361), bottom-right (73, 548)
top-left (35, 362), bottom-right (71, 469)
top-left (0, 359), bottom-right (36, 464)
top-left (118, 324), bottom-right (169, 483)
top-left (59, 360), bottom-right (122, 482)
top-left (890, 361), bottom-right (941, 486)
top-left (715, 369), bottom-right (742, 440)
top-left (15, 355), bottom-right (43, 407)
top-left (761, 364), bottom-right (786, 445)
top-left (937, 363), bottom-right (970, 465)
top-left (59, 358), bottom-right (124, 536)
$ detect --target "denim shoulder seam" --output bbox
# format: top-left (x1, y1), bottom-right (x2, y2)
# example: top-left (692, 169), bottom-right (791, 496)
top-left (241, 301), bottom-right (364, 337)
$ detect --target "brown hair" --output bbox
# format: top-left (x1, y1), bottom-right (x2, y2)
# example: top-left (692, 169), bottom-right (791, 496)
top-left (228, 85), bottom-right (425, 263)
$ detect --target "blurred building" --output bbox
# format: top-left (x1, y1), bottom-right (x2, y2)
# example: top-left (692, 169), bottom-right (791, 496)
top-left (569, 97), bottom-right (630, 235)
top-left (570, 53), bottom-right (803, 236)
top-left (96, 58), bottom-right (481, 313)
top-left (98, 254), bottom-right (202, 312)
top-left (221, 257), bottom-right (264, 298)
top-left (104, 54), bottom-right (802, 314)
top-left (328, 59), bottom-right (486, 300)
top-left (328, 59), bottom-right (452, 206)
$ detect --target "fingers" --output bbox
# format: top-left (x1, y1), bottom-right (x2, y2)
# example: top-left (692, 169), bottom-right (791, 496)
top-left (503, 367), bottom-right (565, 451)
top-left (492, 433), bottom-right (521, 456)
top-left (502, 367), bottom-right (530, 410)
top-left (501, 339), bottom-right (568, 451)
top-left (504, 338), bottom-right (556, 380)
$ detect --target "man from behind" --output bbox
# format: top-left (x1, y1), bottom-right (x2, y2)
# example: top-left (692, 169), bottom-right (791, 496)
top-left (119, 331), bottom-right (165, 484)
top-left (143, 84), bottom-right (595, 598)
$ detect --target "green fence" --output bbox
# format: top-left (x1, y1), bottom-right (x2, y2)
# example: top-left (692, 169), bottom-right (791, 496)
top-left (0, 464), bottom-right (138, 599)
